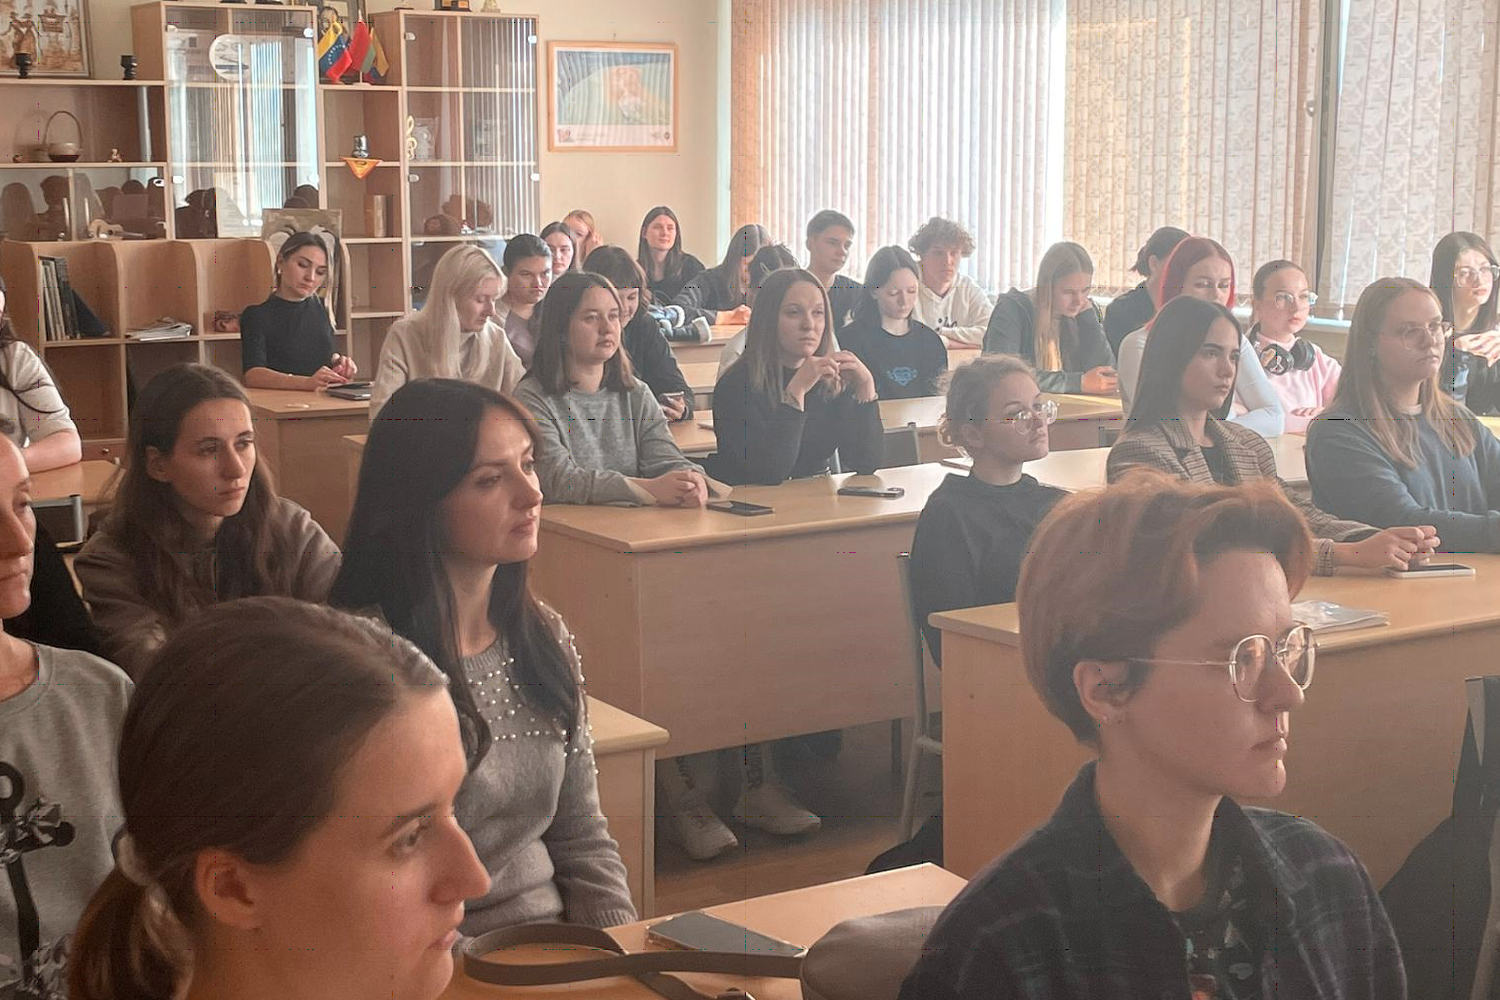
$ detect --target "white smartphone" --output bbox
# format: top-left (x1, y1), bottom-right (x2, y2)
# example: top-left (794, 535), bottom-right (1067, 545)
top-left (1385, 562), bottom-right (1476, 579)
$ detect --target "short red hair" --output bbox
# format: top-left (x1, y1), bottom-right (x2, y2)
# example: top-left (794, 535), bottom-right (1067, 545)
top-left (1154, 236), bottom-right (1237, 311)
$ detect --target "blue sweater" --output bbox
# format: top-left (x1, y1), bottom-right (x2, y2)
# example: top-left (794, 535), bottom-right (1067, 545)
top-left (1306, 405), bottom-right (1500, 552)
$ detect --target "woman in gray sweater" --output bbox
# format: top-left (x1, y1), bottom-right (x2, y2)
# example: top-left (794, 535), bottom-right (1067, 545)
top-left (333, 378), bottom-right (636, 934)
top-left (514, 272), bottom-right (708, 507)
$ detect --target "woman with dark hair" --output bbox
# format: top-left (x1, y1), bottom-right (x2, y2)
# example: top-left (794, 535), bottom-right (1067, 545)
top-left (984, 241), bottom-right (1117, 394)
top-left (672, 223), bottom-right (771, 326)
top-left (540, 220), bottom-right (579, 277)
top-left (68, 598), bottom-right (490, 1000)
top-left (1116, 236), bottom-right (1285, 437)
top-left (1431, 231), bottom-right (1500, 413)
top-left (582, 245), bottom-right (694, 421)
top-left (901, 475), bottom-right (1406, 999)
top-left (1103, 226), bottom-right (1189, 353)
top-left (638, 205), bottom-right (705, 303)
top-left (497, 233), bottom-right (555, 369)
top-left (0, 274), bottom-right (81, 472)
top-left (1108, 296), bottom-right (1434, 576)
top-left (712, 267), bottom-right (883, 484)
top-left (715, 243), bottom-right (802, 378)
top-left (331, 379), bottom-right (636, 932)
top-left (240, 231), bottom-right (356, 391)
top-left (74, 364), bottom-right (341, 677)
top-left (1247, 259), bottom-right (1339, 432)
top-left (1308, 277), bottom-right (1500, 552)
top-left (839, 245), bottom-right (947, 399)
top-left (513, 272), bottom-right (707, 506)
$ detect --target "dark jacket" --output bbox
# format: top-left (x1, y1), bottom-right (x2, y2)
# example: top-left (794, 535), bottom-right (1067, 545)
top-left (1104, 282), bottom-right (1155, 355)
top-left (828, 275), bottom-right (864, 333)
top-left (1442, 341), bottom-right (1500, 416)
top-left (621, 311), bottom-right (694, 418)
top-left (900, 763), bottom-right (1407, 1000)
top-left (672, 267), bottom-right (742, 325)
top-left (711, 361), bottom-right (883, 484)
top-left (646, 253), bottom-right (706, 305)
top-left (983, 289), bottom-right (1114, 393)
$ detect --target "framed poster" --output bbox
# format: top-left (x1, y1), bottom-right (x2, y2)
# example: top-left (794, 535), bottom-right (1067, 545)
top-left (548, 42), bottom-right (678, 153)
top-left (1, 0), bottom-right (90, 77)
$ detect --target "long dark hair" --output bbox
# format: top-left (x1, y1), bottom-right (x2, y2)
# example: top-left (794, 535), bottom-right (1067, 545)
top-left (330, 379), bottom-right (580, 758)
top-left (637, 205), bottom-right (686, 284)
top-left (69, 598), bottom-right (450, 1000)
top-left (528, 272), bottom-right (637, 396)
top-left (852, 245), bottom-right (920, 326)
top-left (103, 364), bottom-right (288, 626)
top-left (728, 268), bottom-right (834, 399)
top-left (1430, 231), bottom-right (1499, 334)
top-left (710, 224), bottom-right (772, 300)
top-left (540, 220), bottom-right (581, 273)
top-left (1126, 295), bottom-right (1242, 429)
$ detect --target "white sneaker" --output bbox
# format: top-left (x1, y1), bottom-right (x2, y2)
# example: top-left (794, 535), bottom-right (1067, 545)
top-left (689, 316), bottom-right (713, 342)
top-left (732, 783), bottom-right (822, 837)
top-left (663, 788), bottom-right (738, 861)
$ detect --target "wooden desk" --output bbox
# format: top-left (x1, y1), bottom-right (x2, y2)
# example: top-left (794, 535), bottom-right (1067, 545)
top-left (246, 388), bottom-right (369, 544)
top-left (668, 414), bottom-right (717, 457)
top-left (943, 433), bottom-right (1309, 490)
top-left (529, 463), bottom-right (952, 756)
top-left (946, 342), bottom-right (982, 370)
top-left (679, 362), bottom-right (719, 410)
top-left (937, 553), bottom-right (1500, 886)
top-left (32, 459), bottom-right (117, 510)
top-left (441, 864), bottom-right (966, 1000)
top-left (344, 430), bottom-right (671, 914)
top-left (668, 323), bottom-right (741, 367)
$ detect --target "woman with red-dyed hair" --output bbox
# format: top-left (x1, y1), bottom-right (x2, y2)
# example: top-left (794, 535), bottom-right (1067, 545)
top-left (1117, 236), bottom-right (1285, 437)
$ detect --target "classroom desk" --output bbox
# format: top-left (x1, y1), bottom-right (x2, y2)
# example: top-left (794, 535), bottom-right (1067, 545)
top-left (32, 459), bottom-right (117, 510)
top-left (679, 362), bottom-right (719, 410)
top-left (440, 864), bottom-right (966, 1000)
top-left (667, 323), bottom-right (742, 367)
top-left (527, 463), bottom-right (953, 757)
top-left (246, 388), bottom-right (369, 543)
top-left (946, 341), bottom-right (982, 369)
top-left (936, 552), bottom-right (1500, 886)
top-left (668, 414), bottom-right (717, 457)
top-left (342, 431), bottom-right (670, 913)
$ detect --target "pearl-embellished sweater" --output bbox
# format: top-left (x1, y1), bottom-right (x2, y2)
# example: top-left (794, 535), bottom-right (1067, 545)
top-left (454, 611), bottom-right (637, 935)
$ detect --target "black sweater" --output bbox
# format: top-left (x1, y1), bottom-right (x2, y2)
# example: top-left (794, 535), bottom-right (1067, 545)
top-left (1103, 283), bottom-right (1155, 355)
top-left (711, 362), bottom-right (884, 485)
top-left (622, 311), bottom-right (694, 418)
top-left (828, 275), bottom-right (864, 333)
top-left (839, 315), bottom-right (947, 400)
top-left (673, 268), bottom-right (744, 325)
top-left (909, 472), bottom-right (1065, 662)
top-left (6, 521), bottom-right (104, 656)
top-left (240, 294), bottom-right (337, 376)
top-left (646, 253), bottom-right (706, 305)
top-left (983, 288), bottom-right (1114, 393)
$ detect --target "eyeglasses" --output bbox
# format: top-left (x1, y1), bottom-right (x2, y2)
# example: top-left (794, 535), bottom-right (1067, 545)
top-left (1389, 320), bottom-right (1454, 350)
top-left (1002, 398), bottom-right (1059, 431)
top-left (1270, 291), bottom-right (1318, 310)
top-left (1128, 624), bottom-right (1316, 703)
top-left (1454, 265), bottom-right (1500, 287)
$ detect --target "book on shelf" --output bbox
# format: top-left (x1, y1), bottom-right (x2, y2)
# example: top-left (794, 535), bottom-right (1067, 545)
top-left (1292, 599), bottom-right (1389, 634)
top-left (128, 318), bottom-right (193, 341)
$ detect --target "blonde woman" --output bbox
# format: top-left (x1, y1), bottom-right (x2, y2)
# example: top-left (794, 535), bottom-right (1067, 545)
top-left (564, 209), bottom-right (603, 262)
top-left (1308, 276), bottom-right (1500, 552)
top-left (983, 241), bottom-right (1117, 395)
top-left (369, 244), bottom-right (524, 419)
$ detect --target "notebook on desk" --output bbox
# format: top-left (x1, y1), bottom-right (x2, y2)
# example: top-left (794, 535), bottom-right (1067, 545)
top-left (327, 382), bottom-right (372, 400)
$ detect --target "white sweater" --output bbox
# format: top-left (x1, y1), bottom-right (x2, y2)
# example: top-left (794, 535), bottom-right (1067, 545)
top-left (913, 274), bottom-right (994, 346)
top-left (370, 315), bottom-right (524, 420)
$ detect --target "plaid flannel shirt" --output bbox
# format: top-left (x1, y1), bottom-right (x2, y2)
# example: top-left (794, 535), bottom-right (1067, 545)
top-left (899, 763), bottom-right (1407, 1000)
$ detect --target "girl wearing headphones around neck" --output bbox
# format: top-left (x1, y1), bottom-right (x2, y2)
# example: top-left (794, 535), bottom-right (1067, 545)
top-left (1247, 260), bottom-right (1341, 433)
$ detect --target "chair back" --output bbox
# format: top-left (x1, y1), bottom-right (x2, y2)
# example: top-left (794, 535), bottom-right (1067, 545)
top-left (882, 422), bottom-right (921, 469)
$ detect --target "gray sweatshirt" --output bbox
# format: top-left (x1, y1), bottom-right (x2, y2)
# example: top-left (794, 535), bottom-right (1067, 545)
top-left (512, 376), bottom-right (699, 505)
top-left (0, 645), bottom-right (132, 998)
top-left (455, 608), bottom-right (636, 935)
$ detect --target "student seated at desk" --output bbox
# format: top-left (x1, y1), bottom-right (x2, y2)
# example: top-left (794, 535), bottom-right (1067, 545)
top-left (1109, 296), bottom-right (1436, 576)
top-left (715, 243), bottom-right (800, 379)
top-left (69, 599), bottom-right (490, 1000)
top-left (0, 274), bottom-right (81, 472)
top-left (909, 216), bottom-right (994, 347)
top-left (983, 241), bottom-right (1117, 395)
top-left (1432, 231), bottom-right (1500, 414)
top-left (496, 234), bottom-right (554, 369)
top-left (901, 475), bottom-right (1407, 1000)
top-left (840, 245), bottom-right (947, 400)
top-left (1247, 259), bottom-right (1339, 433)
top-left (74, 365), bottom-right (341, 678)
top-left (1117, 236), bottom-right (1285, 437)
top-left (1308, 277), bottom-right (1500, 553)
top-left (713, 269), bottom-right (883, 485)
top-left (638, 205), bottom-right (705, 304)
top-left (332, 380), bottom-right (637, 932)
top-left (805, 209), bottom-right (863, 332)
top-left (370, 244), bottom-right (525, 420)
top-left (581, 245), bottom-right (695, 422)
top-left (672, 223), bottom-right (770, 327)
top-left (0, 431), bottom-right (131, 1000)
top-left (911, 356), bottom-right (1064, 664)
top-left (1103, 225), bottom-right (1188, 354)
top-left (514, 273), bottom-right (708, 507)
top-left (240, 232), bottom-right (357, 392)
top-left (564, 208), bottom-right (603, 263)
top-left (540, 220), bottom-right (579, 277)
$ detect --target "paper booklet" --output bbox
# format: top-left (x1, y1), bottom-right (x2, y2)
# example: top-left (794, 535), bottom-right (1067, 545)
top-left (1292, 599), bottom-right (1389, 634)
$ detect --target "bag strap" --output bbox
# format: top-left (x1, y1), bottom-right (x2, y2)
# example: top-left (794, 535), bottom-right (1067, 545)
top-left (461, 922), bottom-right (804, 1000)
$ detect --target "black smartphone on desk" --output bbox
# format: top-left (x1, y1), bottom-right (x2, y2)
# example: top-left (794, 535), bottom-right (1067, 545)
top-left (708, 499), bottom-right (774, 516)
top-left (837, 485), bottom-right (905, 499)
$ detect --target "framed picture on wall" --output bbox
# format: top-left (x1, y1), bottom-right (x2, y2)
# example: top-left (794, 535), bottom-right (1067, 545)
top-left (0, 0), bottom-right (91, 78)
top-left (547, 41), bottom-right (678, 153)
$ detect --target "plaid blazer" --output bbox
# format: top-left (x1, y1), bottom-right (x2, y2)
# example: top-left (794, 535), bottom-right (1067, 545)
top-left (1106, 416), bottom-right (1374, 575)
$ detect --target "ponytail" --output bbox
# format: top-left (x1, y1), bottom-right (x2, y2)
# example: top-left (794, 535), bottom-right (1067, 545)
top-left (69, 868), bottom-right (192, 1000)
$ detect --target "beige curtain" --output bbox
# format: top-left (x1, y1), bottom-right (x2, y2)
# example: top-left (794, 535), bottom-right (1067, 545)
top-left (1319, 0), bottom-right (1500, 309)
top-left (1063, 0), bottom-right (1321, 294)
top-left (731, 0), bottom-right (1063, 290)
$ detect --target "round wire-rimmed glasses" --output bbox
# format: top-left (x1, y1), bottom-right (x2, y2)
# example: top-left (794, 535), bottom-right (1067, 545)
top-left (1127, 624), bottom-right (1316, 703)
top-left (1002, 398), bottom-right (1059, 432)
